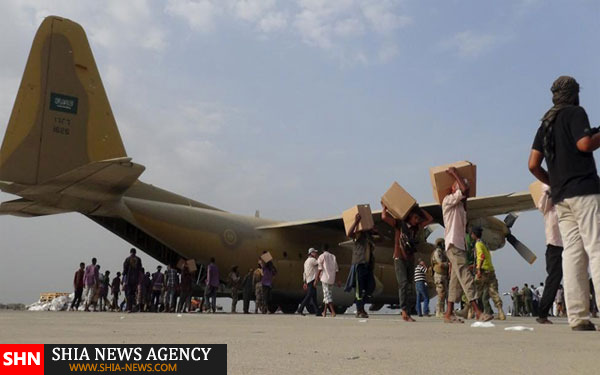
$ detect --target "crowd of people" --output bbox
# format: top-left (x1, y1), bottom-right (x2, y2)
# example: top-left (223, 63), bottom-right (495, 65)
top-left (68, 249), bottom-right (279, 315)
top-left (340, 77), bottom-right (600, 332)
top-left (342, 167), bottom-right (502, 323)
top-left (509, 281), bottom-right (599, 319)
top-left (65, 76), bottom-right (599, 333)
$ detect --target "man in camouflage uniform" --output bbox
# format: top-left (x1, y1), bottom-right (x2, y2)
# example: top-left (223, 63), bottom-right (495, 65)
top-left (253, 260), bottom-right (264, 313)
top-left (511, 286), bottom-right (521, 316)
top-left (228, 265), bottom-right (241, 313)
top-left (521, 283), bottom-right (533, 316)
top-left (431, 239), bottom-right (449, 318)
top-left (471, 227), bottom-right (506, 320)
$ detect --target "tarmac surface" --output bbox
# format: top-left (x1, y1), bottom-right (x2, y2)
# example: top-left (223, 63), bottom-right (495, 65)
top-left (1, 311), bottom-right (598, 375)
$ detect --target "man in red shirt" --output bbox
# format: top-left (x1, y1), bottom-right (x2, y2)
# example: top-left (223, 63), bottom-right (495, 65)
top-left (69, 262), bottom-right (85, 311)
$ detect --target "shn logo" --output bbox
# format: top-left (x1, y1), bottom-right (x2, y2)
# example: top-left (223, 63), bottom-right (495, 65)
top-left (0, 345), bottom-right (44, 375)
top-left (3, 352), bottom-right (41, 366)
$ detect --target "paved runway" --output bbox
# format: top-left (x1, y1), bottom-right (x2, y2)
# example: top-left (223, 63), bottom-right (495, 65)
top-left (1, 311), bottom-right (598, 374)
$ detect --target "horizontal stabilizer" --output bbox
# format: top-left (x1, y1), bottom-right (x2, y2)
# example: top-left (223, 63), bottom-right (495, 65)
top-left (0, 158), bottom-right (144, 214)
top-left (0, 198), bottom-right (70, 217)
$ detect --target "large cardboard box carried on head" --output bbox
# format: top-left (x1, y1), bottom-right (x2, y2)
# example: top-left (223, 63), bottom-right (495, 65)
top-left (381, 182), bottom-right (417, 220)
top-left (529, 180), bottom-right (545, 208)
top-left (186, 259), bottom-right (198, 272)
top-left (342, 204), bottom-right (375, 237)
top-left (176, 258), bottom-right (198, 272)
top-left (261, 251), bottom-right (273, 264)
top-left (430, 161), bottom-right (477, 204)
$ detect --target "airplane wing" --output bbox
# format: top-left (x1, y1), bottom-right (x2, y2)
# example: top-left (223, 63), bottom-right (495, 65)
top-left (256, 191), bottom-right (535, 245)
top-left (463, 191), bottom-right (535, 220)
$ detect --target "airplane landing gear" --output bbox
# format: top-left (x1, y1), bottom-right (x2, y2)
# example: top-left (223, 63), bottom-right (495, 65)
top-left (268, 303), bottom-right (279, 314)
top-left (280, 303), bottom-right (299, 314)
top-left (334, 305), bottom-right (347, 315)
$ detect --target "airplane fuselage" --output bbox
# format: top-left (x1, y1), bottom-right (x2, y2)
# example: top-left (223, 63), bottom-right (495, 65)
top-left (113, 192), bottom-right (413, 309)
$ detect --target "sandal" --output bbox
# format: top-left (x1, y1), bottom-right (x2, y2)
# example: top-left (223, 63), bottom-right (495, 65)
top-left (444, 315), bottom-right (464, 324)
top-left (477, 313), bottom-right (494, 322)
top-left (571, 321), bottom-right (597, 331)
top-left (401, 310), bottom-right (416, 322)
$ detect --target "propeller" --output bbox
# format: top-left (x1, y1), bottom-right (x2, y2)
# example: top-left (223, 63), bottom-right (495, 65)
top-left (423, 224), bottom-right (440, 241)
top-left (504, 213), bottom-right (537, 264)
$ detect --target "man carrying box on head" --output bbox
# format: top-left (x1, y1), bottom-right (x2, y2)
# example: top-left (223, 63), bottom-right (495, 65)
top-left (381, 203), bottom-right (433, 322)
top-left (344, 213), bottom-right (376, 319)
top-left (442, 167), bottom-right (493, 323)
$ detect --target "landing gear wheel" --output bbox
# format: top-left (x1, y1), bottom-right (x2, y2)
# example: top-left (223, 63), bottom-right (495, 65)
top-left (268, 303), bottom-right (279, 314)
top-left (280, 304), bottom-right (299, 314)
top-left (307, 304), bottom-right (323, 315)
top-left (334, 306), bottom-right (347, 315)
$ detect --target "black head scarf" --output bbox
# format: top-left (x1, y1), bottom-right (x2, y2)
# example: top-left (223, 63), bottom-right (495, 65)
top-left (541, 76), bottom-right (580, 161)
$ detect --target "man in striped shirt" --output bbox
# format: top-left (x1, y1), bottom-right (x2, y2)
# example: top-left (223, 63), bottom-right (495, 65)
top-left (414, 260), bottom-right (429, 317)
top-left (165, 264), bottom-right (179, 313)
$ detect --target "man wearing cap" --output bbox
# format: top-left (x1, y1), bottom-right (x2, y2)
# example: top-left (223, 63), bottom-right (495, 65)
top-left (529, 75), bottom-right (600, 331)
top-left (471, 227), bottom-right (506, 320)
top-left (297, 248), bottom-right (320, 316)
top-left (431, 239), bottom-right (449, 318)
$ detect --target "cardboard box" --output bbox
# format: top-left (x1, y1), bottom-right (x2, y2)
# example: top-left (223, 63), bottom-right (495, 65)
top-left (381, 182), bottom-right (417, 220)
top-left (177, 258), bottom-right (198, 272)
top-left (430, 161), bottom-right (477, 204)
top-left (342, 204), bottom-right (375, 237)
top-left (186, 258), bottom-right (197, 272)
top-left (529, 180), bottom-right (545, 208)
top-left (261, 251), bottom-right (273, 264)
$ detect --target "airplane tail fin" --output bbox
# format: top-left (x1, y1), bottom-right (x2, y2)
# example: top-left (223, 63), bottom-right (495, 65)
top-left (0, 16), bottom-right (126, 186)
top-left (0, 16), bottom-right (144, 217)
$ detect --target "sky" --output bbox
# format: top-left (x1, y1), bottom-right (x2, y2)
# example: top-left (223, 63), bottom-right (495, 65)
top-left (0, 0), bottom-right (599, 305)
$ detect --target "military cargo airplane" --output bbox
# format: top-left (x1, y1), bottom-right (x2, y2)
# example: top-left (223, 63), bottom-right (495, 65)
top-left (0, 16), bottom-right (536, 314)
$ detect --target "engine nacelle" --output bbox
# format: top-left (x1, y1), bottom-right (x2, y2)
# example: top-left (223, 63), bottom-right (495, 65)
top-left (468, 217), bottom-right (509, 250)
